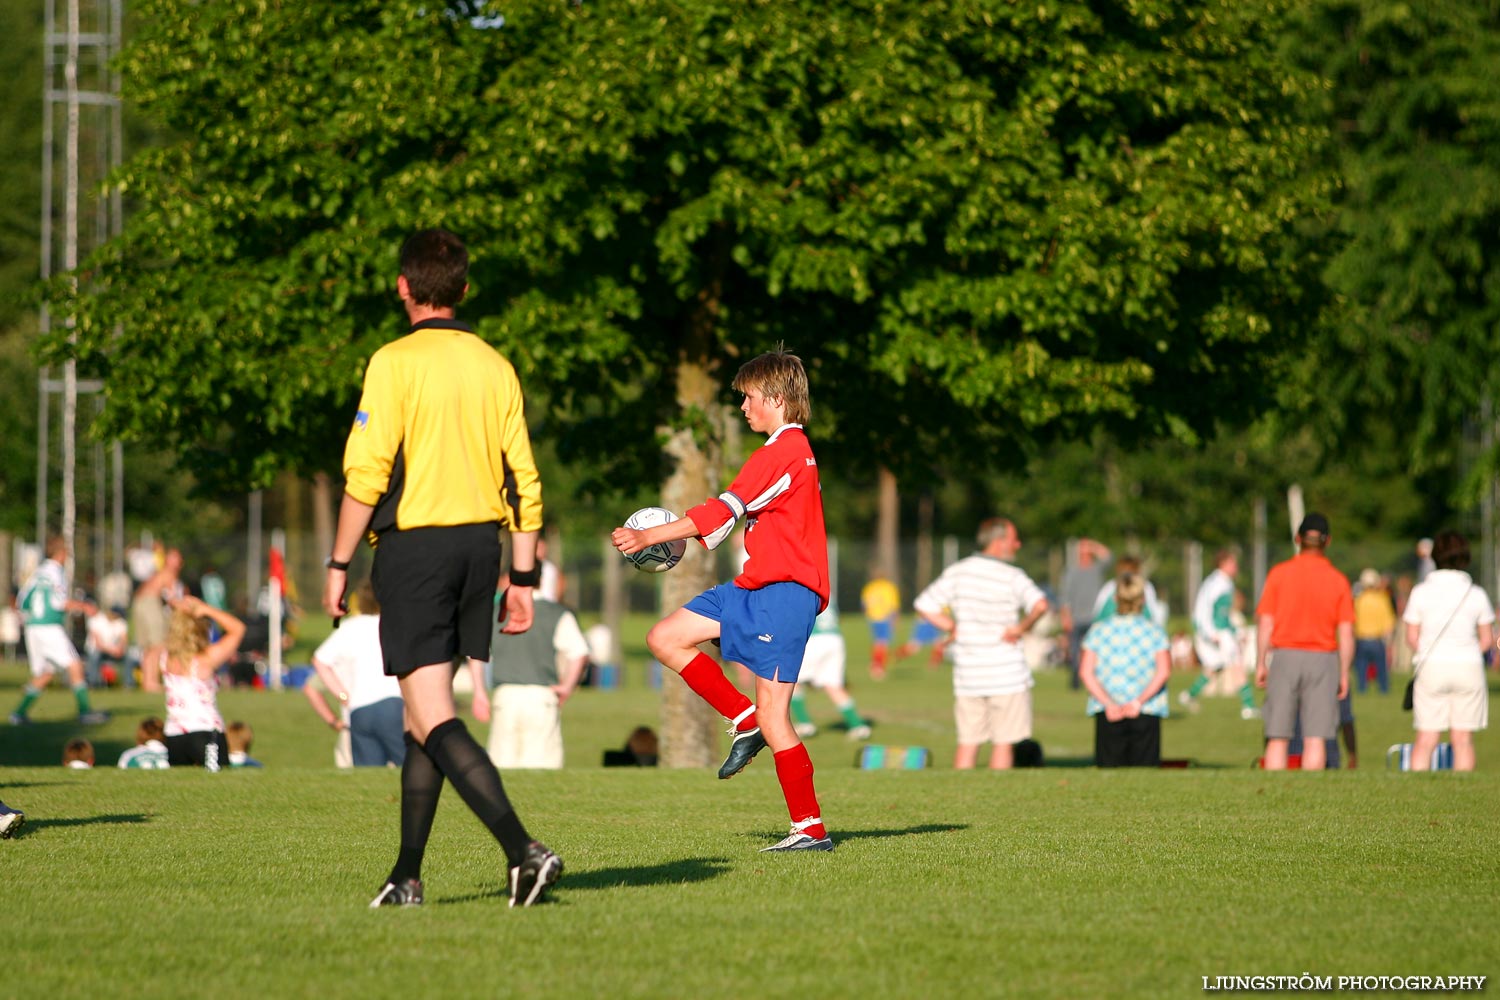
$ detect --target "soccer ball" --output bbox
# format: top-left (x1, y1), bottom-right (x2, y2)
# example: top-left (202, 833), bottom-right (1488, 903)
top-left (623, 506), bottom-right (686, 573)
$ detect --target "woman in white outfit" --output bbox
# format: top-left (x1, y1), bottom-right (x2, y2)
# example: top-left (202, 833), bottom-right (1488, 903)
top-left (1403, 531), bottom-right (1494, 771)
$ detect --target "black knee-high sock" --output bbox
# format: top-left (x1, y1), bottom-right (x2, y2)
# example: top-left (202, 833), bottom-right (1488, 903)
top-left (424, 718), bottom-right (531, 868)
top-left (389, 731), bottom-right (443, 884)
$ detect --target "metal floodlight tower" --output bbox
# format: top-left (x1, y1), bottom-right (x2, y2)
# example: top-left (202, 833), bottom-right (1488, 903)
top-left (37, 0), bottom-right (125, 584)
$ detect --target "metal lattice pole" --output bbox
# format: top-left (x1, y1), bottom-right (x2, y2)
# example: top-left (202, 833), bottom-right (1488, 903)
top-left (38, 0), bottom-right (124, 583)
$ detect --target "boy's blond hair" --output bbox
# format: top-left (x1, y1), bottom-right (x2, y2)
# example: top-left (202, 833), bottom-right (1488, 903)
top-left (733, 347), bottom-right (810, 426)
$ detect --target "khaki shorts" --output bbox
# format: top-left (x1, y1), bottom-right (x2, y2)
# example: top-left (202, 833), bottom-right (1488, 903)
top-left (1413, 659), bottom-right (1489, 733)
top-left (954, 692), bottom-right (1031, 746)
top-left (486, 684), bottom-right (563, 769)
top-left (131, 595), bottom-right (167, 649)
top-left (1263, 649), bottom-right (1339, 741)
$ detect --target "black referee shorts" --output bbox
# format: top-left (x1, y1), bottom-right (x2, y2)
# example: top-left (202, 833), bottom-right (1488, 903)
top-left (371, 522), bottom-right (502, 677)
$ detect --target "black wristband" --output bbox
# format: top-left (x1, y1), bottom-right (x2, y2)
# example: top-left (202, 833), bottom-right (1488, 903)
top-left (325, 556), bottom-right (351, 571)
top-left (509, 565), bottom-right (541, 588)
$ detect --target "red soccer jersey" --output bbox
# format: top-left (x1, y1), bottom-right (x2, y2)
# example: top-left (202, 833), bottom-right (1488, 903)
top-left (685, 424), bottom-right (830, 610)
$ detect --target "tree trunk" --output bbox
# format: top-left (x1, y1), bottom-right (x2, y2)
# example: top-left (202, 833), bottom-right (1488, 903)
top-left (312, 472), bottom-right (335, 571)
top-left (876, 466), bottom-right (900, 583)
top-left (915, 491), bottom-right (934, 593)
top-left (659, 249), bottom-right (731, 769)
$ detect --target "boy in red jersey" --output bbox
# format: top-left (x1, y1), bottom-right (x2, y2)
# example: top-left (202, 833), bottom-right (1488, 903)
top-left (611, 349), bottom-right (833, 852)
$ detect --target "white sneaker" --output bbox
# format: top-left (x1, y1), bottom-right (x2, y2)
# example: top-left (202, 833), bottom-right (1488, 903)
top-left (794, 722), bottom-right (818, 739)
top-left (846, 724), bottom-right (872, 741)
top-left (1240, 706), bottom-right (1261, 721)
top-left (1177, 691), bottom-right (1201, 714)
top-left (761, 829), bottom-right (834, 853)
top-left (0, 803), bottom-right (25, 839)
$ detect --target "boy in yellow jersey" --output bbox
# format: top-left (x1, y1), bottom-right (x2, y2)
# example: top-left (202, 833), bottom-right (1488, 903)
top-left (861, 571), bottom-right (900, 679)
top-left (323, 229), bottom-right (559, 909)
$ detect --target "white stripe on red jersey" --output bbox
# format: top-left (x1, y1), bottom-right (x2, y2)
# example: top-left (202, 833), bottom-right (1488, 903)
top-left (686, 424), bottom-right (829, 610)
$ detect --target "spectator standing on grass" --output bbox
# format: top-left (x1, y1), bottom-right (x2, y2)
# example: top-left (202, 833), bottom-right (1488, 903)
top-left (1414, 537), bottom-right (1436, 583)
top-left (312, 580), bottom-right (405, 768)
top-left (160, 595), bottom-right (246, 771)
top-left (323, 228), bottom-right (559, 909)
top-left (861, 570), bottom-right (900, 680)
top-left (1181, 549), bottom-right (1259, 720)
top-left (1403, 531), bottom-right (1494, 772)
top-left (134, 548), bottom-right (184, 691)
top-left (914, 517), bottom-right (1049, 771)
top-left (1352, 569), bottom-right (1396, 695)
top-left (118, 716), bottom-right (171, 769)
top-left (1059, 538), bottom-right (1111, 691)
top-left (485, 594), bottom-right (590, 769)
top-left (10, 535), bottom-right (108, 726)
top-left (1255, 513), bottom-right (1353, 771)
top-left (1080, 570), bottom-right (1171, 767)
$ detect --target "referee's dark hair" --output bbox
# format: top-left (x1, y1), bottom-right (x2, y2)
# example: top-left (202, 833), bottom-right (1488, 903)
top-left (400, 229), bottom-right (469, 308)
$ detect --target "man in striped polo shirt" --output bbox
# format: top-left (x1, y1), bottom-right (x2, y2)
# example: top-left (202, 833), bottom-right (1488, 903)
top-left (915, 518), bottom-right (1050, 770)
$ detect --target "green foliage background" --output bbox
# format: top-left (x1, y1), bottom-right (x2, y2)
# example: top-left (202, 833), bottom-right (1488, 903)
top-left (47, 0), bottom-right (1330, 492)
top-left (0, 0), bottom-right (1495, 546)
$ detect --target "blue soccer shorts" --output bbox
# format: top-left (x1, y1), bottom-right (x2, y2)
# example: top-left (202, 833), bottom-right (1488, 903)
top-left (685, 581), bottom-right (821, 682)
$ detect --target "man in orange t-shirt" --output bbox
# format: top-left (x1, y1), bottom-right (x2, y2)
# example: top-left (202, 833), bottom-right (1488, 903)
top-left (1254, 513), bottom-right (1354, 771)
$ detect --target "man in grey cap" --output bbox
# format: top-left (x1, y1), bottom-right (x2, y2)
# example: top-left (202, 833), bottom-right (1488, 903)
top-left (1254, 513), bottom-right (1354, 770)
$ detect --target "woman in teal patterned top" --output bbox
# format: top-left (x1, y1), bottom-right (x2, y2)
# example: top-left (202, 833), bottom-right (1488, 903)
top-left (1079, 570), bottom-right (1171, 767)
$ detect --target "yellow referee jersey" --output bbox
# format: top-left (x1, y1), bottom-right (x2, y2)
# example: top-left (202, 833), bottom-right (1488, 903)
top-left (343, 320), bottom-right (543, 536)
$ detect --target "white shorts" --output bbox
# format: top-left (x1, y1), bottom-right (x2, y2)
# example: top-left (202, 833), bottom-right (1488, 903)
top-left (24, 624), bottom-right (79, 677)
top-left (486, 684), bottom-right (563, 769)
top-left (1194, 632), bottom-right (1240, 673)
top-left (1413, 659), bottom-right (1488, 733)
top-left (797, 633), bottom-right (846, 690)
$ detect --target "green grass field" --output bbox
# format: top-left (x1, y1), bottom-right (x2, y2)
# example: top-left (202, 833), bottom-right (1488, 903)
top-left (3, 616), bottom-right (1498, 998)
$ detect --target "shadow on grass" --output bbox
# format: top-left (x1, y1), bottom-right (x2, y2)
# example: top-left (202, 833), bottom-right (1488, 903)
top-left (436, 856), bottom-right (734, 904)
top-left (0, 780), bottom-right (63, 791)
top-left (0, 719), bottom-right (133, 767)
top-left (1036, 756), bottom-right (1235, 770)
top-left (739, 822), bottom-right (970, 844)
top-left (19, 812), bottom-right (151, 835)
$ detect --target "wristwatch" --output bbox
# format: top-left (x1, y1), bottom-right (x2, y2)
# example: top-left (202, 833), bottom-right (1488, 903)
top-left (325, 556), bottom-right (351, 571)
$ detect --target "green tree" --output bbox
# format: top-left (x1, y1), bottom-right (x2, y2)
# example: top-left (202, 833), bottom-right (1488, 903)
top-left (1288, 0), bottom-right (1500, 500)
top-left (51, 0), bottom-right (1332, 762)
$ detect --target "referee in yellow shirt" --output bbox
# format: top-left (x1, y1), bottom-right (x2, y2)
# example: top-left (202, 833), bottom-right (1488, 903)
top-left (323, 229), bottom-right (561, 909)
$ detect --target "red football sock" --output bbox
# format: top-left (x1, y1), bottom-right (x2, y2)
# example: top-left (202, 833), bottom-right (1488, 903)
top-left (774, 744), bottom-right (826, 839)
top-left (679, 653), bottom-right (755, 729)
